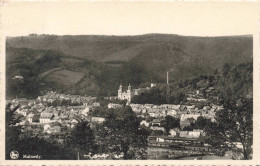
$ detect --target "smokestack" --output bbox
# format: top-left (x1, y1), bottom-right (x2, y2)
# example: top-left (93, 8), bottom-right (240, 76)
top-left (167, 71), bottom-right (169, 84)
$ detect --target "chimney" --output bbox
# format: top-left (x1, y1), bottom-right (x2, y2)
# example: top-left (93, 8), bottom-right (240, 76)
top-left (167, 71), bottom-right (169, 84)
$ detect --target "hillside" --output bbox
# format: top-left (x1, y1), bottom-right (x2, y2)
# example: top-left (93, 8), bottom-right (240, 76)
top-left (7, 34), bottom-right (252, 61)
top-left (6, 34), bottom-right (253, 99)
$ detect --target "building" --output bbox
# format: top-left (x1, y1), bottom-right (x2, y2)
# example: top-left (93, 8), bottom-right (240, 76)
top-left (91, 117), bottom-right (105, 123)
top-left (180, 114), bottom-right (201, 129)
top-left (118, 84), bottom-right (134, 103)
top-left (40, 112), bottom-right (54, 124)
top-left (27, 113), bottom-right (34, 124)
top-left (147, 136), bottom-right (211, 159)
top-left (140, 120), bottom-right (150, 127)
top-left (150, 126), bottom-right (166, 132)
top-left (169, 128), bottom-right (180, 137)
top-left (151, 118), bottom-right (162, 126)
top-left (108, 103), bottom-right (123, 109)
top-left (118, 83), bottom-right (155, 103)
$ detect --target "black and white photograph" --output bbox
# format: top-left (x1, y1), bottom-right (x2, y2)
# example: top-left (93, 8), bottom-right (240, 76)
top-left (1, 1), bottom-right (257, 162)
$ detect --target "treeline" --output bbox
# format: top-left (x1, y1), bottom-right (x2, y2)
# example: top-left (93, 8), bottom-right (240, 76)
top-left (131, 62), bottom-right (252, 105)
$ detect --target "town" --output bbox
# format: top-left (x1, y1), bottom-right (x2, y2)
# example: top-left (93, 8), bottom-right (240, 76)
top-left (7, 82), bottom-right (241, 160)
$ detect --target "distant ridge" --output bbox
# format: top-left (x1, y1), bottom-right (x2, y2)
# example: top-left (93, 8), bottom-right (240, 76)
top-left (7, 33), bottom-right (252, 62)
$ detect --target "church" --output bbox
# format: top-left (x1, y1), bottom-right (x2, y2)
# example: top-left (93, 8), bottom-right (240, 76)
top-left (118, 83), bottom-right (156, 103)
top-left (118, 84), bottom-right (134, 103)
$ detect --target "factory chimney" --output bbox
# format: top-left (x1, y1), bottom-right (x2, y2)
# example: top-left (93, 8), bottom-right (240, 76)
top-left (167, 71), bottom-right (169, 84)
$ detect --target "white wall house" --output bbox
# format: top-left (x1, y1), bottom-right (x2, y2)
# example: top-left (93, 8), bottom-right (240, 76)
top-left (40, 112), bottom-right (54, 124)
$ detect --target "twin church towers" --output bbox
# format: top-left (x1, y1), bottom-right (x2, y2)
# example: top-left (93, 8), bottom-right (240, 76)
top-left (117, 83), bottom-right (156, 103)
top-left (118, 84), bottom-right (134, 103)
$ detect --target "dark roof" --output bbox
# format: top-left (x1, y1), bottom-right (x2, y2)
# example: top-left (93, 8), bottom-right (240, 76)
top-left (152, 119), bottom-right (161, 123)
top-left (32, 114), bottom-right (40, 122)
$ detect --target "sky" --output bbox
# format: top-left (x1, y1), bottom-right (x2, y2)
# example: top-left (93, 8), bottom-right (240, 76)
top-left (1, 1), bottom-right (258, 37)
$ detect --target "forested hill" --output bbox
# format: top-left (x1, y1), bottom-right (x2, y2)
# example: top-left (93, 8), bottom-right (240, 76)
top-left (6, 34), bottom-right (253, 99)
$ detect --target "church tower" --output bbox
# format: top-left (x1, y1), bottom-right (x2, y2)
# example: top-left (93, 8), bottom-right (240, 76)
top-left (118, 84), bottom-right (122, 99)
top-left (127, 84), bottom-right (132, 102)
top-left (127, 84), bottom-right (131, 93)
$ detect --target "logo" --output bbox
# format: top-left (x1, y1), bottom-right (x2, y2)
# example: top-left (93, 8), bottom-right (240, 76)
top-left (10, 150), bottom-right (19, 159)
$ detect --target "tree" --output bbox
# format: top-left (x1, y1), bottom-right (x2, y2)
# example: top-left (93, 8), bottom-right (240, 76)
top-left (150, 130), bottom-right (165, 136)
top-left (161, 116), bottom-right (180, 133)
top-left (17, 136), bottom-right (69, 159)
top-left (65, 121), bottom-right (96, 159)
top-left (98, 106), bottom-right (149, 159)
top-left (205, 97), bottom-right (252, 159)
top-left (195, 116), bottom-right (211, 130)
top-left (222, 63), bottom-right (231, 77)
top-left (182, 125), bottom-right (193, 131)
top-left (5, 103), bottom-right (22, 159)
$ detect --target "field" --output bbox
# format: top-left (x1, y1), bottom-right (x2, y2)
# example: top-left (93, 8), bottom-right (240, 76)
top-left (44, 69), bottom-right (85, 87)
top-left (39, 68), bottom-right (62, 78)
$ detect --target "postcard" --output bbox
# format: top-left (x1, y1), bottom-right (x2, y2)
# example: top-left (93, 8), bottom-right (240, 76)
top-left (0, 1), bottom-right (259, 165)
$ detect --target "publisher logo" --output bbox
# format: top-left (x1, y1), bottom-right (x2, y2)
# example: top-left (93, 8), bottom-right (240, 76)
top-left (10, 151), bottom-right (19, 159)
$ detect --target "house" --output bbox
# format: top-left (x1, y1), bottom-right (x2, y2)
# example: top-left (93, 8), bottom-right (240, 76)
top-left (180, 114), bottom-right (201, 122)
top-left (51, 116), bottom-right (62, 123)
top-left (179, 131), bottom-right (189, 138)
top-left (21, 105), bottom-right (31, 109)
top-left (169, 128), bottom-right (180, 137)
top-left (81, 106), bottom-right (92, 116)
top-left (140, 120), bottom-right (150, 127)
top-left (180, 117), bottom-right (197, 129)
top-left (27, 113), bottom-right (34, 124)
top-left (144, 104), bottom-right (154, 109)
top-left (132, 108), bottom-right (141, 114)
top-left (66, 117), bottom-right (80, 128)
top-left (151, 119), bottom-right (162, 126)
top-left (160, 110), bottom-right (167, 116)
top-left (40, 112), bottom-right (54, 124)
top-left (156, 137), bottom-right (165, 142)
top-left (186, 105), bottom-right (196, 110)
top-left (53, 110), bottom-right (60, 117)
top-left (37, 107), bottom-right (45, 113)
top-left (141, 108), bottom-right (148, 114)
top-left (20, 109), bottom-right (30, 117)
top-left (45, 125), bottom-right (61, 134)
top-left (180, 120), bottom-right (189, 129)
top-left (193, 129), bottom-right (206, 136)
top-left (149, 113), bottom-right (157, 117)
top-left (92, 102), bottom-right (101, 107)
top-left (171, 105), bottom-right (181, 110)
top-left (108, 103), bottom-right (122, 109)
top-left (150, 126), bottom-right (166, 133)
top-left (91, 117), bottom-right (105, 123)
top-left (167, 110), bottom-right (177, 116)
top-left (188, 131), bottom-right (201, 138)
top-left (44, 124), bottom-right (51, 131)
top-left (32, 114), bottom-right (40, 124)
top-left (179, 105), bottom-right (187, 112)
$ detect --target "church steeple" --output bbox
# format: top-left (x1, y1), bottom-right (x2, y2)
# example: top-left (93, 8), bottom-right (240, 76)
top-left (118, 84), bottom-right (123, 99)
top-left (128, 84), bottom-right (131, 91)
